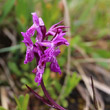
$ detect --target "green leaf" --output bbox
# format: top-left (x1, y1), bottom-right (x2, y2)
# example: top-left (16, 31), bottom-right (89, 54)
top-left (14, 95), bottom-right (21, 109)
top-left (48, 87), bottom-right (57, 99)
top-left (20, 62), bottom-right (29, 71)
top-left (54, 80), bottom-right (62, 93)
top-left (92, 49), bottom-right (110, 58)
top-left (43, 68), bottom-right (51, 84)
top-left (14, 94), bottom-right (29, 110)
top-left (19, 95), bottom-right (24, 108)
top-left (0, 45), bottom-right (20, 53)
top-left (63, 72), bottom-right (81, 98)
top-left (92, 51), bottom-right (110, 69)
top-left (58, 57), bottom-right (66, 67)
top-left (23, 94), bottom-right (30, 110)
top-left (70, 35), bottom-right (81, 47)
top-left (8, 62), bottom-right (21, 76)
top-left (21, 78), bottom-right (29, 85)
top-left (0, 0), bottom-right (15, 23)
top-left (61, 99), bottom-right (68, 108)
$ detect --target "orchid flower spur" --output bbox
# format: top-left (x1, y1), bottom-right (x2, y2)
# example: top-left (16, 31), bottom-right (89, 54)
top-left (21, 12), bottom-right (69, 110)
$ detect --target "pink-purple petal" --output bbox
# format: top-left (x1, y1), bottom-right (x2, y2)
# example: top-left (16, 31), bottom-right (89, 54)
top-left (31, 12), bottom-right (39, 25)
top-left (24, 46), bottom-right (34, 64)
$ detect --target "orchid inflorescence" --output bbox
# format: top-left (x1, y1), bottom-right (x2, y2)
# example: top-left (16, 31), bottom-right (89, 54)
top-left (21, 12), bottom-right (69, 110)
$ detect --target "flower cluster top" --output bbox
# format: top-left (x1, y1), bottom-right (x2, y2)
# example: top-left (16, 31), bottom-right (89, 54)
top-left (21, 12), bottom-right (69, 85)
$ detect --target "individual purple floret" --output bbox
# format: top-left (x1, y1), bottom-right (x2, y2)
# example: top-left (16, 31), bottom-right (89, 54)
top-left (21, 32), bottom-right (34, 64)
top-left (38, 31), bottom-right (69, 48)
top-left (21, 12), bottom-right (69, 85)
top-left (43, 47), bottom-right (61, 74)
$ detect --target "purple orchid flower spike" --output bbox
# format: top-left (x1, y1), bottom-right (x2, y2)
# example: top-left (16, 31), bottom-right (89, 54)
top-left (21, 12), bottom-right (69, 110)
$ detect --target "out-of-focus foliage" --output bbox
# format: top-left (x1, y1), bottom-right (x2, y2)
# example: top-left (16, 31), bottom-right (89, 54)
top-left (58, 72), bottom-right (81, 107)
top-left (0, 106), bottom-right (6, 110)
top-left (0, 0), bottom-right (15, 24)
top-left (14, 94), bottom-right (30, 110)
top-left (15, 0), bottom-right (34, 32)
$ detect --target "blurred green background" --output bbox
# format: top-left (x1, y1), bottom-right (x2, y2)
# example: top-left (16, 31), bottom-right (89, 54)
top-left (0, 0), bottom-right (110, 110)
